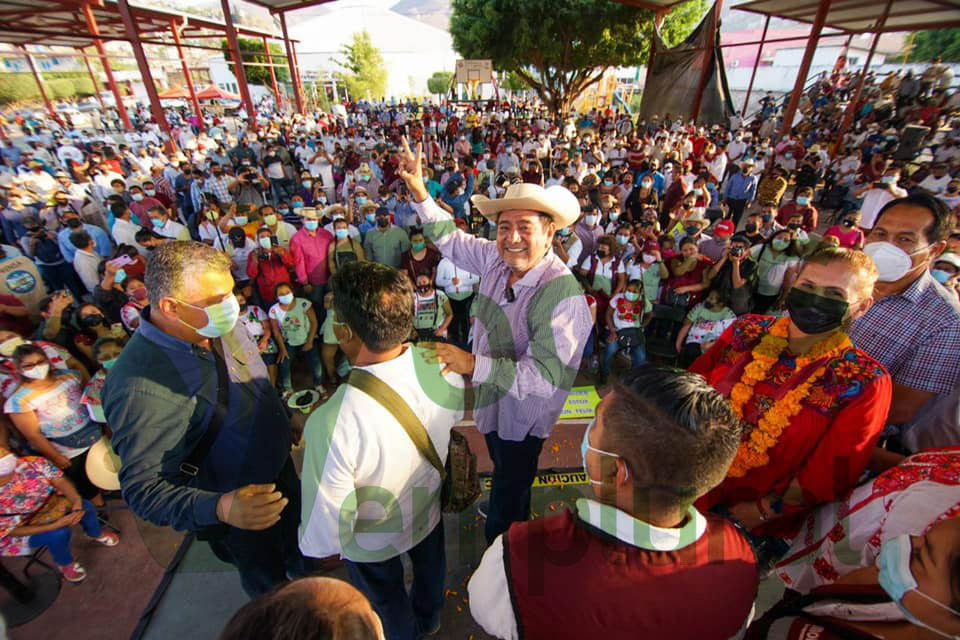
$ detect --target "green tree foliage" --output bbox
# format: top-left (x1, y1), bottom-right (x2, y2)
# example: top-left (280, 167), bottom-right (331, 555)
top-left (221, 38), bottom-right (291, 86)
top-left (427, 71), bottom-right (454, 96)
top-left (0, 72), bottom-right (96, 105)
top-left (450, 0), bottom-right (708, 117)
top-left (907, 29), bottom-right (960, 63)
top-left (503, 70), bottom-right (528, 93)
top-left (335, 31), bottom-right (388, 101)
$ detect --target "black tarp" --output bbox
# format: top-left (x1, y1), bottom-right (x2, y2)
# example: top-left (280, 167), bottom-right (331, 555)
top-left (638, 3), bottom-right (735, 127)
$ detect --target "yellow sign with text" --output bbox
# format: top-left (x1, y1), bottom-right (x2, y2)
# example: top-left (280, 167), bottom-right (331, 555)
top-left (559, 386), bottom-right (601, 420)
top-left (482, 471), bottom-right (589, 490)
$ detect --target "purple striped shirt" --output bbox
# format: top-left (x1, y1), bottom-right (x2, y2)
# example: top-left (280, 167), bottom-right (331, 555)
top-left (414, 198), bottom-right (592, 441)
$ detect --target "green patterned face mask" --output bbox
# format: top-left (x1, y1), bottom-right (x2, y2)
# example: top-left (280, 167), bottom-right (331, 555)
top-left (176, 294), bottom-right (241, 338)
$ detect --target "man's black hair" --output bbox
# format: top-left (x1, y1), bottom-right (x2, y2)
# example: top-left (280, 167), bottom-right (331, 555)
top-left (875, 191), bottom-right (956, 245)
top-left (69, 230), bottom-right (92, 249)
top-left (602, 366), bottom-right (741, 516)
top-left (110, 200), bottom-right (128, 219)
top-left (330, 261), bottom-right (413, 352)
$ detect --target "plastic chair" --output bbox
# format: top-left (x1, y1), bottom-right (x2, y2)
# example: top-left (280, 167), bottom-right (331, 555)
top-left (22, 547), bottom-right (61, 584)
top-left (646, 304), bottom-right (688, 364)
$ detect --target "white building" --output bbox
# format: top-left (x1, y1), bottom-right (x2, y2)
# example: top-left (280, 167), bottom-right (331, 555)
top-left (288, 0), bottom-right (458, 99)
top-left (203, 56), bottom-right (275, 104)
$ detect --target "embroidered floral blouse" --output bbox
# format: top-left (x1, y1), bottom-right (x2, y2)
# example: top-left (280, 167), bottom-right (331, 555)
top-left (691, 314), bottom-right (892, 538)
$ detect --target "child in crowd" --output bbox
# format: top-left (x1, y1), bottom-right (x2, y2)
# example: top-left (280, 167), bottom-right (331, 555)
top-left (675, 290), bottom-right (736, 368)
top-left (268, 283), bottom-right (323, 396)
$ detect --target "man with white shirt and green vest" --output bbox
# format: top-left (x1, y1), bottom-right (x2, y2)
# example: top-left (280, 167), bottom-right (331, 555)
top-left (299, 260), bottom-right (464, 640)
top-left (468, 366), bottom-right (758, 639)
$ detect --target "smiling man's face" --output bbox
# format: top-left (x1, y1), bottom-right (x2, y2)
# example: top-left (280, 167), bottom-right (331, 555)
top-left (496, 210), bottom-right (554, 275)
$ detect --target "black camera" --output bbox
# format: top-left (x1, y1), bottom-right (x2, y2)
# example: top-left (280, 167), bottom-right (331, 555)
top-left (731, 247), bottom-right (743, 258)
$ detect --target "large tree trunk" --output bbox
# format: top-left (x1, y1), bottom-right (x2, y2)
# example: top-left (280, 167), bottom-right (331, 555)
top-left (514, 66), bottom-right (608, 122)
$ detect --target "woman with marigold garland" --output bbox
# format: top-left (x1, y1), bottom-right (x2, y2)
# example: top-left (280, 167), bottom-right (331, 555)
top-left (690, 248), bottom-right (892, 562)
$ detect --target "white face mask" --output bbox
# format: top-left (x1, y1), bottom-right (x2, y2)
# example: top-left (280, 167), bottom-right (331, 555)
top-left (864, 241), bottom-right (927, 282)
top-left (22, 363), bottom-right (50, 380)
top-left (0, 453), bottom-right (16, 475)
top-left (580, 419), bottom-right (626, 486)
top-left (584, 214), bottom-right (598, 226)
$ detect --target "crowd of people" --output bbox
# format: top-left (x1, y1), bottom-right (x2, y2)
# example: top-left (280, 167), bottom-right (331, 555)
top-left (0, 58), bottom-right (957, 639)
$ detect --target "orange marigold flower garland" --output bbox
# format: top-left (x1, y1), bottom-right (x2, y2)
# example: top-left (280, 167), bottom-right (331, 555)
top-left (727, 317), bottom-right (851, 478)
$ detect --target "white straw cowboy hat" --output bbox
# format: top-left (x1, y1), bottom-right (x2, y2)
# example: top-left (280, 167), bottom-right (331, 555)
top-left (86, 436), bottom-right (121, 491)
top-left (470, 183), bottom-right (580, 228)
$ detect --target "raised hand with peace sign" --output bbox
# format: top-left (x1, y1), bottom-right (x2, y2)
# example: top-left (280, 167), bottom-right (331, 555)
top-left (397, 136), bottom-right (430, 204)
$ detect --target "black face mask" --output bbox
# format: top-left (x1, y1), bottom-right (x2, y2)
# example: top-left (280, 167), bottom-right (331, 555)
top-left (842, 219), bottom-right (856, 228)
top-left (376, 218), bottom-right (389, 228)
top-left (761, 215), bottom-right (773, 223)
top-left (787, 222), bottom-right (801, 230)
top-left (745, 223), bottom-right (758, 233)
top-left (65, 218), bottom-right (82, 229)
top-left (785, 288), bottom-right (850, 335)
top-left (80, 314), bottom-right (103, 328)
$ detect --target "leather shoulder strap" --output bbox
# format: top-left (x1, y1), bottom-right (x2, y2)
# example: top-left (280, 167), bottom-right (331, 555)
top-left (346, 368), bottom-right (445, 478)
top-left (180, 345), bottom-right (230, 479)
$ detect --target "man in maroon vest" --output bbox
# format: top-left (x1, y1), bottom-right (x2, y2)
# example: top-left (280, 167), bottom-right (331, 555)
top-left (468, 365), bottom-right (758, 639)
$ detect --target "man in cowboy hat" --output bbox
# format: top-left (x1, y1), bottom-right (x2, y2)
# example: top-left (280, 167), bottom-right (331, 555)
top-left (396, 137), bottom-right (592, 544)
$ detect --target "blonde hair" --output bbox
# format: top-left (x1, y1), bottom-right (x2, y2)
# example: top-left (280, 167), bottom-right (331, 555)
top-left (800, 247), bottom-right (878, 297)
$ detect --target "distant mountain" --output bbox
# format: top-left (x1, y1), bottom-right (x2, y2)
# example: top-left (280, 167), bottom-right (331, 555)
top-left (390, 0), bottom-right (451, 31)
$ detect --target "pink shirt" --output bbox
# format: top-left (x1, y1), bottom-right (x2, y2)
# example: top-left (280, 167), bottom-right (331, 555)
top-left (290, 226), bottom-right (335, 286)
top-left (824, 225), bottom-right (864, 249)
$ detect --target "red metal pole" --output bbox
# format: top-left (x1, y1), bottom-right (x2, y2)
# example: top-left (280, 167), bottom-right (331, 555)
top-left (18, 45), bottom-right (58, 123)
top-left (279, 12), bottom-right (304, 114)
top-left (220, 0), bottom-right (256, 118)
top-left (834, 0), bottom-right (892, 150)
top-left (779, 0), bottom-right (832, 141)
top-left (78, 46), bottom-right (108, 114)
top-left (262, 36), bottom-right (282, 112)
top-left (82, 2), bottom-right (132, 131)
top-left (691, 0), bottom-right (723, 124)
top-left (115, 0), bottom-right (175, 153)
top-left (170, 19), bottom-right (203, 121)
top-left (293, 40), bottom-right (307, 113)
top-left (741, 14), bottom-right (770, 118)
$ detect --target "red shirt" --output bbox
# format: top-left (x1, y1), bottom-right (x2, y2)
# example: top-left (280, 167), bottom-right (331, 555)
top-left (246, 248), bottom-right (294, 303)
top-left (690, 315), bottom-right (891, 537)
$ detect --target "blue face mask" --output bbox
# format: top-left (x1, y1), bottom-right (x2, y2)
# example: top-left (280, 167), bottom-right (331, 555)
top-left (932, 269), bottom-right (952, 285)
top-left (233, 216), bottom-right (248, 226)
top-left (365, 213), bottom-right (376, 223)
top-left (277, 293), bottom-right (294, 306)
top-left (152, 218), bottom-right (165, 230)
top-left (101, 357), bottom-right (118, 370)
top-left (796, 196), bottom-right (810, 206)
top-left (279, 208), bottom-right (290, 215)
top-left (355, 196), bottom-right (367, 205)
top-left (877, 534), bottom-right (960, 639)
top-left (580, 419), bottom-right (624, 486)
top-left (292, 201), bottom-right (304, 209)
top-left (304, 220), bottom-right (319, 232)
